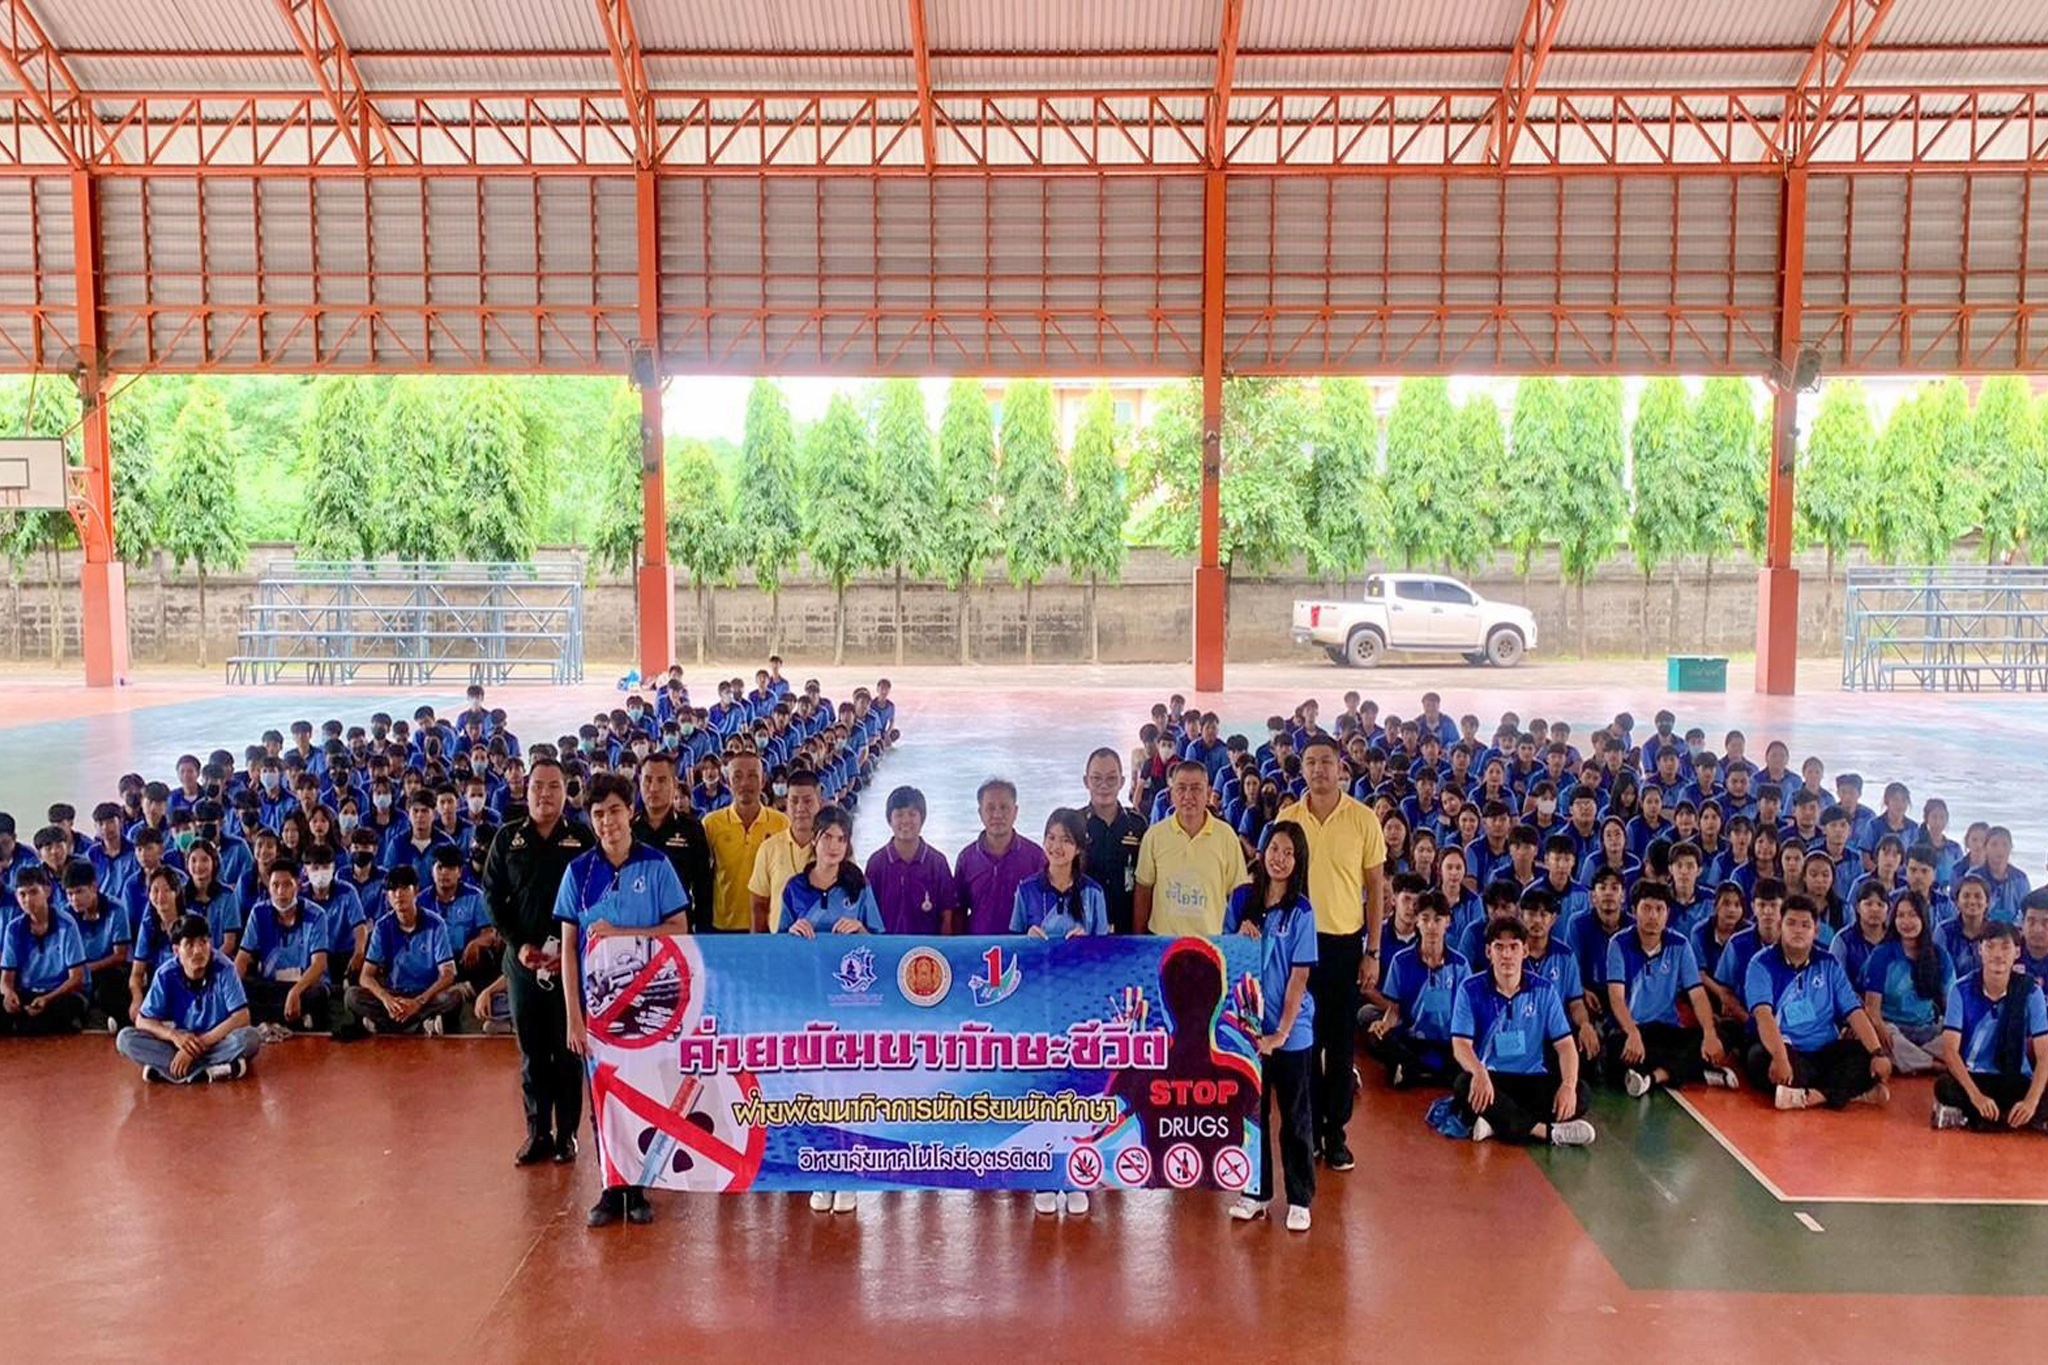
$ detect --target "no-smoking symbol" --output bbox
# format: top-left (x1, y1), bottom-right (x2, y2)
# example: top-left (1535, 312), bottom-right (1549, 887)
top-left (1162, 1142), bottom-right (1203, 1189)
top-left (1114, 1146), bottom-right (1151, 1186)
top-left (1212, 1147), bottom-right (1251, 1191)
top-left (1066, 1144), bottom-right (1104, 1188)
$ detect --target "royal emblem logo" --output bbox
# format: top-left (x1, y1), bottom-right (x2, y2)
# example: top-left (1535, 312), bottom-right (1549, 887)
top-left (897, 946), bottom-right (953, 1007)
top-left (834, 947), bottom-right (878, 995)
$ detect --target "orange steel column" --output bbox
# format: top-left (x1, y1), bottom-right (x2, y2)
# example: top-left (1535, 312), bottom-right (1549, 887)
top-left (1193, 168), bottom-right (1226, 693)
top-left (1755, 168), bottom-right (1806, 696)
top-left (634, 165), bottom-right (674, 681)
top-left (71, 170), bottom-right (126, 687)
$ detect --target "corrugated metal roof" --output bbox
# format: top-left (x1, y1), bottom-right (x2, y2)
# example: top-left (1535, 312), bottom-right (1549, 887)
top-left (1556, 0), bottom-right (1839, 49)
top-left (1876, 0), bottom-right (2048, 46)
top-left (929, 0), bottom-right (1224, 54)
top-left (34, 0), bottom-right (293, 52)
top-left (1242, 0), bottom-right (1528, 51)
top-left (328, 0), bottom-right (606, 51)
top-left (637, 0), bottom-right (908, 53)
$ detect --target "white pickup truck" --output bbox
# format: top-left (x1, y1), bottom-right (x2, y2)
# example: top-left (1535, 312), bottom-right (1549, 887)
top-left (1292, 573), bottom-right (1537, 668)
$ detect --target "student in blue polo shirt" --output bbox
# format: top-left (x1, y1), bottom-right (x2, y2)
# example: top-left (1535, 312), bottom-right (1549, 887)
top-left (1604, 880), bottom-right (1732, 1096)
top-left (177, 839), bottom-right (239, 955)
top-left (1898, 845), bottom-right (1956, 926)
top-left (1449, 918), bottom-right (1595, 1147)
top-left (1742, 895), bottom-right (1890, 1110)
top-left (61, 859), bottom-right (132, 1028)
top-left (1520, 886), bottom-right (1600, 1062)
top-left (1661, 842), bottom-right (1715, 937)
top-left (1367, 890), bottom-right (1468, 1089)
top-left (1011, 809), bottom-right (1110, 944)
top-left (1223, 819), bottom-right (1318, 1232)
top-left (1691, 883), bottom-right (1748, 1014)
top-left (779, 805), bottom-right (882, 938)
top-left (558, 772), bottom-right (690, 1230)
top-left (1939, 873), bottom-right (1995, 978)
top-left (344, 866), bottom-right (468, 1036)
top-left (1933, 924), bottom-right (2048, 1131)
top-left (1565, 866), bottom-right (1631, 1018)
top-left (2019, 892), bottom-right (2048, 983)
top-left (114, 913), bottom-right (262, 1083)
top-left (1832, 878), bottom-right (1893, 988)
top-left (234, 857), bottom-right (332, 1034)
top-left (128, 866), bottom-right (187, 1019)
top-left (1978, 827), bottom-right (2030, 923)
top-left (0, 866), bottom-right (88, 1035)
top-left (1859, 889), bottom-right (1954, 1076)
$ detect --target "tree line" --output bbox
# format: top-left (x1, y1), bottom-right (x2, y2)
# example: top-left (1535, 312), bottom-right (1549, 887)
top-left (3, 370), bottom-right (2044, 664)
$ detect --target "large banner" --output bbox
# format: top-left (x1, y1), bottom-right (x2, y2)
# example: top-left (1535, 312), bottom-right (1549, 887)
top-left (581, 933), bottom-right (1264, 1194)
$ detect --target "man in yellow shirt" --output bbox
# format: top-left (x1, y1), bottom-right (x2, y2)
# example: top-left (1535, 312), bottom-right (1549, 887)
top-left (702, 754), bottom-right (788, 932)
top-left (1276, 735), bottom-right (1388, 1172)
top-left (1134, 761), bottom-right (1247, 936)
top-left (748, 770), bottom-right (821, 932)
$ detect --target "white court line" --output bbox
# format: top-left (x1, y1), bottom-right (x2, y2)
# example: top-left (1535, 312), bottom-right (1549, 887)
top-left (1794, 1211), bottom-right (1826, 1233)
top-left (1667, 1092), bottom-right (2048, 1208)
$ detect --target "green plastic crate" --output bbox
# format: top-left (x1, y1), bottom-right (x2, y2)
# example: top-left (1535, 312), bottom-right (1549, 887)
top-left (1667, 654), bottom-right (1728, 692)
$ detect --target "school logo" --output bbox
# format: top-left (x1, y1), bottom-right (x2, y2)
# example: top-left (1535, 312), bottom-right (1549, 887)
top-left (897, 946), bottom-right (953, 1007)
top-left (969, 945), bottom-right (1022, 1007)
top-left (834, 947), bottom-right (878, 995)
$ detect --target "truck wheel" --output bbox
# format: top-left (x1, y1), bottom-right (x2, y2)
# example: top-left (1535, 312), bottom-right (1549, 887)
top-left (1485, 627), bottom-right (1525, 668)
top-left (1325, 646), bottom-right (1348, 667)
top-left (1344, 627), bottom-right (1385, 668)
top-left (1462, 651), bottom-right (1488, 666)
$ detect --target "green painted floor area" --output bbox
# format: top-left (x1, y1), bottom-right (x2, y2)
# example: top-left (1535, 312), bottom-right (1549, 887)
top-left (1534, 1090), bottom-right (2048, 1295)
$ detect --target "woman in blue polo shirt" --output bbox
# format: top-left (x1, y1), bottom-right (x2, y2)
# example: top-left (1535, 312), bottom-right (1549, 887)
top-left (1859, 889), bottom-right (1954, 1075)
top-left (129, 865), bottom-right (189, 1019)
top-left (778, 806), bottom-right (883, 939)
top-left (182, 840), bottom-right (243, 956)
top-left (1010, 809), bottom-right (1108, 944)
top-left (1449, 917), bottom-right (1594, 1147)
top-left (115, 912), bottom-right (262, 1084)
top-left (1223, 820), bottom-right (1319, 1231)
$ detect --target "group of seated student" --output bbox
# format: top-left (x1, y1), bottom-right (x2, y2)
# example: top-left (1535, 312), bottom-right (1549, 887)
top-left (0, 660), bottom-right (900, 1083)
top-left (1130, 691), bottom-right (2047, 1136)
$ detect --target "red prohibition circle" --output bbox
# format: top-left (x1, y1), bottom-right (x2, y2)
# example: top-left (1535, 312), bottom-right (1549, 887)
top-left (1162, 1142), bottom-right (1203, 1189)
top-left (1114, 1145), bottom-right (1152, 1186)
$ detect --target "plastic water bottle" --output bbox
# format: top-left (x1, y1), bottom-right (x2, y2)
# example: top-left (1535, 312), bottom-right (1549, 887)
top-left (536, 935), bottom-right (561, 989)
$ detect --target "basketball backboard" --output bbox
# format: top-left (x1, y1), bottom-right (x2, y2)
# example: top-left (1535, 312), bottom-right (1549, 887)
top-left (0, 438), bottom-right (67, 511)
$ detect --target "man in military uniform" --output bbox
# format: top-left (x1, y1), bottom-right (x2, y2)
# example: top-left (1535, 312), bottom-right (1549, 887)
top-left (631, 751), bottom-right (713, 933)
top-left (482, 756), bottom-right (592, 1166)
top-left (1082, 748), bottom-right (1147, 934)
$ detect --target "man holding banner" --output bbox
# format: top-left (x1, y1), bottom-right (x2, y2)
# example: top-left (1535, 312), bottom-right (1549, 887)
top-left (558, 773), bottom-right (692, 1228)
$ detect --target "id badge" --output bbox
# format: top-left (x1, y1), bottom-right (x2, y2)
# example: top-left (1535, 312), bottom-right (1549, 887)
top-left (1781, 996), bottom-right (1815, 1029)
top-left (274, 966), bottom-right (302, 984)
top-left (1493, 1028), bottom-right (1528, 1059)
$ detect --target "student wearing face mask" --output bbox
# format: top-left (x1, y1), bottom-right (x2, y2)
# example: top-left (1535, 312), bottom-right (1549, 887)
top-left (302, 843), bottom-right (367, 1014)
top-left (341, 828), bottom-right (385, 915)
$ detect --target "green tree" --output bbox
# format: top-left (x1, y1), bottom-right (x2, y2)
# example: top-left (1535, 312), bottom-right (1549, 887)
top-left (1973, 375), bottom-right (2044, 562)
top-left (1445, 395), bottom-right (1504, 575)
top-left (449, 378), bottom-right (542, 561)
top-left (668, 439), bottom-right (739, 664)
top-left (803, 392), bottom-right (882, 664)
top-left (1065, 387), bottom-right (1129, 663)
top-left (1383, 377), bottom-right (1458, 569)
top-left (297, 376), bottom-right (384, 561)
top-left (588, 385), bottom-right (646, 577)
top-left (1862, 390), bottom-right (1952, 565)
top-left (1555, 377), bottom-right (1628, 657)
top-left (870, 378), bottom-right (941, 665)
top-left (996, 379), bottom-right (1066, 665)
top-left (932, 379), bottom-right (999, 663)
top-left (0, 377), bottom-right (81, 663)
top-left (1503, 377), bottom-right (1570, 634)
top-left (1304, 377), bottom-right (1388, 591)
top-left (374, 379), bottom-right (453, 561)
top-left (1797, 379), bottom-right (1874, 600)
top-left (1924, 378), bottom-right (1978, 557)
top-left (733, 379), bottom-right (803, 651)
top-left (109, 390), bottom-right (160, 566)
top-left (1629, 376), bottom-right (1695, 653)
top-left (1691, 376), bottom-right (1765, 636)
top-left (156, 382), bottom-right (244, 666)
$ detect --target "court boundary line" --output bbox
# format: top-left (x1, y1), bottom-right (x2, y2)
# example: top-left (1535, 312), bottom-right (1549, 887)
top-left (1668, 1092), bottom-right (2048, 1208)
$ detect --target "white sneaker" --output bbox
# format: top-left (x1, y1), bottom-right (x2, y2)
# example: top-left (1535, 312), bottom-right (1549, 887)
top-left (1064, 1191), bottom-right (1089, 1216)
top-left (1284, 1204), bottom-right (1311, 1232)
top-left (831, 1190), bottom-right (857, 1214)
top-left (1549, 1119), bottom-right (1596, 1147)
top-left (203, 1062), bottom-right (234, 1083)
top-left (1851, 1082), bottom-right (1890, 1106)
top-left (1774, 1085), bottom-right (1816, 1111)
top-left (1704, 1066), bottom-right (1740, 1089)
top-left (1470, 1117), bottom-right (1494, 1143)
top-left (1227, 1196), bottom-right (1268, 1221)
top-left (1034, 1192), bottom-right (1059, 1215)
top-left (808, 1191), bottom-right (832, 1212)
top-left (1623, 1069), bottom-right (1652, 1098)
top-left (1931, 1102), bottom-right (1969, 1130)
top-left (422, 1015), bottom-right (444, 1037)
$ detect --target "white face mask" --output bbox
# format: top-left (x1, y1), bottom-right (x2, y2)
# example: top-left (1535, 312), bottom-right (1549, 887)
top-left (681, 722), bottom-right (695, 735)
top-left (308, 868), bottom-right (335, 892)
top-left (1537, 798), bottom-right (1557, 818)
top-left (632, 741), bottom-right (651, 759)
top-left (772, 781), bottom-right (789, 798)
top-left (373, 793), bottom-right (392, 812)
top-left (466, 796), bottom-right (486, 816)
top-left (338, 813), bottom-right (358, 835)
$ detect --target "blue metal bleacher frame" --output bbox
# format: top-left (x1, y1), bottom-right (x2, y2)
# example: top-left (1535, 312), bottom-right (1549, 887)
top-left (1841, 567), bottom-right (2048, 692)
top-left (226, 560), bottom-right (585, 687)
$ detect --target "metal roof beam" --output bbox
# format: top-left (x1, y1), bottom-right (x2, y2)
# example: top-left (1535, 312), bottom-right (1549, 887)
top-left (1489, 0), bottom-right (1569, 166)
top-left (0, 0), bottom-right (111, 167)
top-left (268, 0), bottom-right (403, 168)
top-left (593, 0), bottom-right (654, 167)
top-left (1206, 0), bottom-right (1245, 168)
top-left (908, 0), bottom-right (935, 171)
top-left (1773, 0), bottom-right (1900, 164)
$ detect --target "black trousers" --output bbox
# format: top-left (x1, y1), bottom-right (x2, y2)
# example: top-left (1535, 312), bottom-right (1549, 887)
top-left (1742, 1039), bottom-right (1875, 1108)
top-left (1308, 932), bottom-right (1363, 1150)
top-left (1256, 1047), bottom-right (1316, 1207)
top-left (244, 976), bottom-right (331, 1030)
top-left (505, 948), bottom-right (582, 1142)
top-left (87, 965), bottom-right (133, 1029)
top-left (0, 993), bottom-right (87, 1035)
top-left (1362, 1028), bottom-right (1456, 1087)
top-left (1935, 1072), bottom-right (2036, 1130)
top-left (1453, 1069), bottom-right (1589, 1144)
top-left (1602, 1020), bottom-right (1707, 1088)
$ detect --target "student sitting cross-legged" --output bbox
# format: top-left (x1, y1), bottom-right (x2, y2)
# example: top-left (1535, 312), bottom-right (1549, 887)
top-left (1364, 889), bottom-right (1469, 1088)
top-left (1741, 894), bottom-right (1892, 1110)
top-left (233, 857), bottom-right (332, 1037)
top-left (1604, 880), bottom-right (1734, 1096)
top-left (115, 912), bottom-right (262, 1084)
top-left (343, 866), bottom-right (471, 1037)
top-left (1932, 922), bottom-right (2048, 1133)
top-left (1449, 917), bottom-right (1596, 1147)
top-left (0, 865), bottom-right (88, 1036)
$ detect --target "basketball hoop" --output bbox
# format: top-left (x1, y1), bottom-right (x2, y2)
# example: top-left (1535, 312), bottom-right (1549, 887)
top-left (0, 439), bottom-right (68, 511)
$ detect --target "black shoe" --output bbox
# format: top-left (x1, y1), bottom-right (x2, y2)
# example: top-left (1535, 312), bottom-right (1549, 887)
top-left (624, 1188), bottom-right (655, 1225)
top-left (586, 1189), bottom-right (625, 1228)
top-left (553, 1135), bottom-right (579, 1164)
top-left (331, 1020), bottom-right (370, 1043)
top-left (515, 1133), bottom-right (553, 1166)
top-left (1325, 1142), bottom-right (1356, 1172)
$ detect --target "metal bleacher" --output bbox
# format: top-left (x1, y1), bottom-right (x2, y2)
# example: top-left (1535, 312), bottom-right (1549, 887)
top-left (225, 560), bottom-right (586, 687)
top-left (1841, 567), bottom-right (2048, 692)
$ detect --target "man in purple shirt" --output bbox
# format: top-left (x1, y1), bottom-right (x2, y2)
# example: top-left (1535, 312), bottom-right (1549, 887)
top-left (953, 778), bottom-right (1046, 935)
top-left (864, 786), bottom-right (955, 936)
